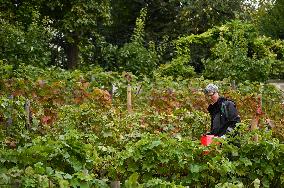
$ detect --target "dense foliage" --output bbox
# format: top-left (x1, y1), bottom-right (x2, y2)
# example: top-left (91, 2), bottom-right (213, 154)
top-left (173, 21), bottom-right (284, 81)
top-left (1, 0), bottom-right (284, 187)
top-left (257, 0), bottom-right (284, 39)
top-left (0, 0), bottom-right (283, 80)
top-left (0, 65), bottom-right (283, 187)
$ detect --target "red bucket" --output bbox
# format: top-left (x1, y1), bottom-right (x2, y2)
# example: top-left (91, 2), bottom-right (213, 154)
top-left (200, 135), bottom-right (215, 146)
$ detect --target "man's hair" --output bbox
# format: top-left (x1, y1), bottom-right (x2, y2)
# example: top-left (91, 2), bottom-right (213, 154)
top-left (204, 84), bottom-right (218, 94)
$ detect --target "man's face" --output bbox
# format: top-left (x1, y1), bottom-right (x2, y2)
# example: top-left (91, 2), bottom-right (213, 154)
top-left (205, 92), bottom-right (218, 104)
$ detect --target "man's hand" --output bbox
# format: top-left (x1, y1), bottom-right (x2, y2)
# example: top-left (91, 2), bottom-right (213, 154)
top-left (226, 127), bottom-right (233, 133)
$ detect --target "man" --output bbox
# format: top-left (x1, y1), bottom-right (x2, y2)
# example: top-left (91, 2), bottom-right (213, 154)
top-left (204, 84), bottom-right (241, 137)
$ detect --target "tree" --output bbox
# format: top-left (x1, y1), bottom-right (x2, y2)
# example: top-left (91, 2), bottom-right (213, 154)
top-left (172, 20), bottom-right (284, 81)
top-left (257, 0), bottom-right (284, 39)
top-left (1, 0), bottom-right (111, 69)
top-left (103, 0), bottom-right (249, 65)
top-left (144, 0), bottom-right (249, 71)
top-left (0, 2), bottom-right (51, 67)
top-left (105, 0), bottom-right (144, 46)
top-left (36, 0), bottom-right (111, 69)
top-left (117, 8), bottom-right (159, 76)
top-left (143, 0), bottom-right (247, 38)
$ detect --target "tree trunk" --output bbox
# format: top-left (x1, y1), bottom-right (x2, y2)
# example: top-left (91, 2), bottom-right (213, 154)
top-left (65, 33), bottom-right (79, 69)
top-left (65, 42), bottom-right (79, 69)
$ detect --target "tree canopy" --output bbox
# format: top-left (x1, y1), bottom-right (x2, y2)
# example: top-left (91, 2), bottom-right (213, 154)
top-left (0, 0), bottom-right (283, 81)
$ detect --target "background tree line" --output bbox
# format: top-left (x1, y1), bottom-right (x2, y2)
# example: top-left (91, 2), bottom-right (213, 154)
top-left (0, 0), bottom-right (283, 82)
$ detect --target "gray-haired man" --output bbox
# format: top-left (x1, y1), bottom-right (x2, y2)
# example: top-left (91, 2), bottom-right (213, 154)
top-left (204, 84), bottom-right (241, 137)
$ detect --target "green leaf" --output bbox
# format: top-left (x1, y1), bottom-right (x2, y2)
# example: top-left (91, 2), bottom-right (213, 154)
top-left (63, 173), bottom-right (72, 180)
top-left (239, 157), bottom-right (252, 166)
top-left (59, 179), bottom-right (69, 188)
top-left (149, 140), bottom-right (161, 149)
top-left (46, 167), bottom-right (54, 176)
top-left (78, 182), bottom-right (89, 188)
top-left (125, 172), bottom-right (142, 188)
top-left (103, 131), bottom-right (112, 137)
top-left (253, 178), bottom-right (260, 188)
top-left (190, 164), bottom-right (201, 173)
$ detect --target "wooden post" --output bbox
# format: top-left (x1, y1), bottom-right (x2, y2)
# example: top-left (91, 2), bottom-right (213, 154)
top-left (251, 116), bottom-right (259, 142)
top-left (127, 84), bottom-right (132, 113)
top-left (111, 84), bottom-right (118, 99)
top-left (7, 95), bottom-right (13, 128)
top-left (110, 181), bottom-right (120, 188)
top-left (25, 100), bottom-right (31, 130)
top-left (251, 94), bottom-right (262, 142)
top-left (135, 84), bottom-right (142, 96)
top-left (231, 80), bottom-right (236, 90)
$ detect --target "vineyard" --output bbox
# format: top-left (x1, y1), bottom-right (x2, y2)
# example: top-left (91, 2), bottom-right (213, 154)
top-left (0, 65), bottom-right (283, 188)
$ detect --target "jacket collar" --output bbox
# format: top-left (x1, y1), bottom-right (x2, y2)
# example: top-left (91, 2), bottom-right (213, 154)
top-left (208, 97), bottom-right (226, 114)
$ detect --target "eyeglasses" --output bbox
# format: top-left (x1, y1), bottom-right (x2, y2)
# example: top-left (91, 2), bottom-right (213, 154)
top-left (207, 92), bottom-right (215, 97)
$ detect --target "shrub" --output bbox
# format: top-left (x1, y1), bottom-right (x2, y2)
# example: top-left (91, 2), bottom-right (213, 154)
top-left (117, 42), bottom-right (158, 76)
top-left (156, 56), bottom-right (195, 80)
top-left (203, 23), bottom-right (272, 82)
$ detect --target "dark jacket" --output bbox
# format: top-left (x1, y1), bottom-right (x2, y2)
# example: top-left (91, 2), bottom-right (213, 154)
top-left (207, 97), bottom-right (241, 137)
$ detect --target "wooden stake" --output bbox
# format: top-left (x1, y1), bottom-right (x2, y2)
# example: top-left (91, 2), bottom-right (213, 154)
top-left (251, 115), bottom-right (259, 142)
top-left (25, 100), bottom-right (31, 130)
top-left (110, 181), bottom-right (120, 188)
top-left (231, 80), bottom-right (236, 90)
top-left (251, 94), bottom-right (262, 142)
top-left (127, 84), bottom-right (132, 113)
top-left (7, 95), bottom-right (13, 128)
